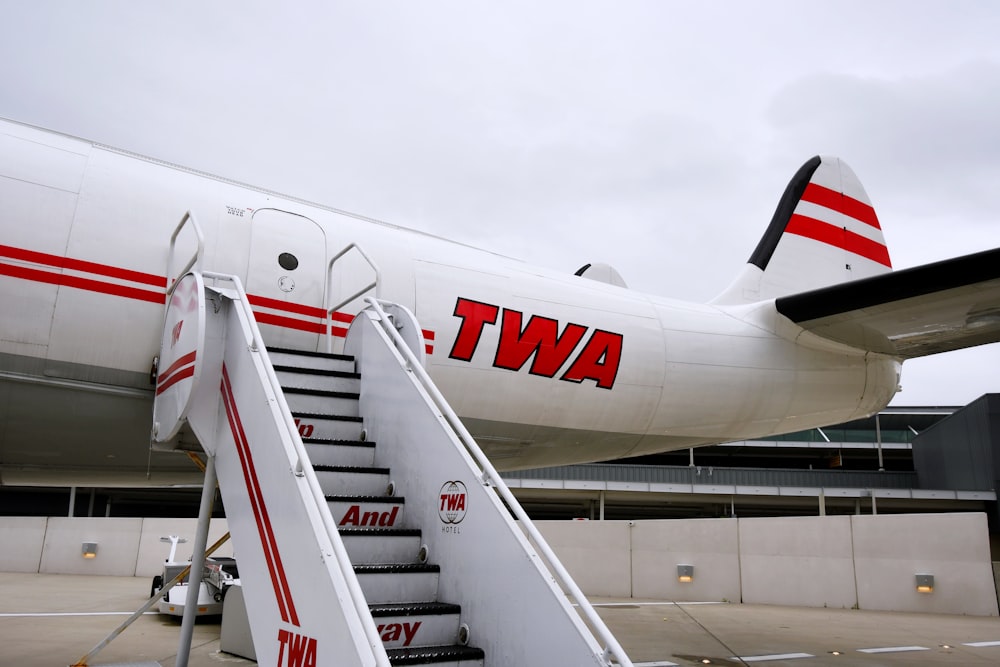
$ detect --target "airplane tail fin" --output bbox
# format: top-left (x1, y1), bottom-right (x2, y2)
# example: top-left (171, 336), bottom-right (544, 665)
top-left (712, 156), bottom-right (892, 305)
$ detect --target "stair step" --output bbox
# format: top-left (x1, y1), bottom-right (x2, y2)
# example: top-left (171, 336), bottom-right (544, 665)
top-left (314, 465), bottom-right (391, 496)
top-left (305, 440), bottom-right (376, 468)
top-left (275, 365), bottom-right (361, 393)
top-left (328, 496), bottom-right (406, 529)
top-left (370, 602), bottom-right (463, 649)
top-left (267, 347), bottom-right (356, 373)
top-left (283, 387), bottom-right (360, 416)
top-left (340, 528), bottom-right (423, 564)
top-left (385, 645), bottom-right (485, 666)
top-left (355, 563), bottom-right (441, 604)
top-left (292, 412), bottom-right (363, 441)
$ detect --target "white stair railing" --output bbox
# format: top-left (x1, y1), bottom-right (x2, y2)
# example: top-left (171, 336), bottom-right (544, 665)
top-left (355, 297), bottom-right (634, 667)
top-left (190, 271), bottom-right (390, 667)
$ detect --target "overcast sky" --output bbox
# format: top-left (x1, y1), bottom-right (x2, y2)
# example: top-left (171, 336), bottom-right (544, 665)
top-left (1, 1), bottom-right (998, 407)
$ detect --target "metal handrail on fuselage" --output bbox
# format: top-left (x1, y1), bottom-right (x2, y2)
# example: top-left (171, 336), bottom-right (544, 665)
top-left (326, 243), bottom-right (381, 354)
top-left (167, 211), bottom-right (205, 302)
top-left (203, 271), bottom-right (391, 667)
top-left (362, 297), bottom-right (635, 667)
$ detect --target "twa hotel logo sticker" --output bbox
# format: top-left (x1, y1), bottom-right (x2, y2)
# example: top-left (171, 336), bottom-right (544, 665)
top-left (438, 481), bottom-right (468, 525)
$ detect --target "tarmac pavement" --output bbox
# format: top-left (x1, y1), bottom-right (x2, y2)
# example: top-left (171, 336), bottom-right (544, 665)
top-left (2, 573), bottom-right (1000, 666)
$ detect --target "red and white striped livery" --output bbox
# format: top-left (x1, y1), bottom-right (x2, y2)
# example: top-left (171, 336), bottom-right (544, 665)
top-left (1, 118), bottom-right (999, 484)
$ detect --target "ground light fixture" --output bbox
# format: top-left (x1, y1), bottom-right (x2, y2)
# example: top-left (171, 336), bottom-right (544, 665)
top-left (677, 564), bottom-right (694, 583)
top-left (81, 542), bottom-right (98, 559)
top-left (916, 573), bottom-right (934, 593)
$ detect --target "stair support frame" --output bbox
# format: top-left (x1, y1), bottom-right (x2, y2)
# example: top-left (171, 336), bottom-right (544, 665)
top-left (175, 454), bottom-right (217, 667)
top-left (177, 271), bottom-right (391, 667)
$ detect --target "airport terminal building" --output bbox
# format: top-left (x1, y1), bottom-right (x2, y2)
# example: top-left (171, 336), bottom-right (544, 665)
top-left (2, 395), bottom-right (999, 540)
top-left (506, 394), bottom-right (1000, 533)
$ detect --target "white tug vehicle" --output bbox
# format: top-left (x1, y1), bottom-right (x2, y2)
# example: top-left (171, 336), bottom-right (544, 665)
top-left (151, 535), bottom-right (240, 617)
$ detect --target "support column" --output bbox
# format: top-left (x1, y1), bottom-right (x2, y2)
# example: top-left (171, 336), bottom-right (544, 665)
top-left (876, 413), bottom-right (885, 472)
top-left (68, 486), bottom-right (76, 517)
top-left (176, 455), bottom-right (217, 667)
top-left (599, 490), bottom-right (605, 521)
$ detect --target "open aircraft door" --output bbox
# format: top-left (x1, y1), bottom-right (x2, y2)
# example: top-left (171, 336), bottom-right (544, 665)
top-left (245, 208), bottom-right (328, 351)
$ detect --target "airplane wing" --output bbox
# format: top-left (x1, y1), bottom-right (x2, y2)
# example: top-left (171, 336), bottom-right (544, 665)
top-left (774, 247), bottom-right (1000, 358)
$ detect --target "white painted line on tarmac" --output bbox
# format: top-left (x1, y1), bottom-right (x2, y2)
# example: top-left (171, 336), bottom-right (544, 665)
top-left (588, 601), bottom-right (725, 607)
top-left (733, 653), bottom-right (814, 662)
top-left (0, 611), bottom-right (157, 617)
top-left (964, 640), bottom-right (1000, 647)
top-left (857, 646), bottom-right (929, 654)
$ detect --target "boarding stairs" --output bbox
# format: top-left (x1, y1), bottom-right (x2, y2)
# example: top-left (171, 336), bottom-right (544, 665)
top-left (269, 344), bottom-right (483, 665)
top-left (153, 218), bottom-right (632, 667)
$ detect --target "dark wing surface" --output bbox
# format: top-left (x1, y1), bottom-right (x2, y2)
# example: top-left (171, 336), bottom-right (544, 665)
top-left (775, 248), bottom-right (1000, 358)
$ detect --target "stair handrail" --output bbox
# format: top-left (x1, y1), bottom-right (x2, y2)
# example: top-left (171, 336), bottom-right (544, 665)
top-left (203, 271), bottom-right (391, 667)
top-left (167, 211), bottom-right (205, 301)
top-left (363, 297), bottom-right (634, 667)
top-left (326, 243), bottom-right (381, 353)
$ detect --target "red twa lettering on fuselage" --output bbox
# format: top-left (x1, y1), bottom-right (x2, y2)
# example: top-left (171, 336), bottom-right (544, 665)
top-left (277, 629), bottom-right (317, 667)
top-left (448, 297), bottom-right (623, 389)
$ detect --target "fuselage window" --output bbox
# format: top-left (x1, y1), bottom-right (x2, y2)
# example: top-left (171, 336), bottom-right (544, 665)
top-left (278, 252), bottom-right (299, 271)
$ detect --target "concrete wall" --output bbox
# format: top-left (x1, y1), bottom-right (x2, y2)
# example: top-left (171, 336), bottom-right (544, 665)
top-left (630, 518), bottom-right (740, 603)
top-left (537, 513), bottom-right (997, 616)
top-left (533, 520), bottom-right (632, 597)
top-left (0, 517), bottom-right (47, 573)
top-left (739, 515), bottom-right (857, 609)
top-left (852, 513), bottom-right (997, 615)
top-left (0, 517), bottom-right (233, 577)
top-left (39, 517), bottom-right (143, 576)
top-left (1, 513), bottom-right (996, 616)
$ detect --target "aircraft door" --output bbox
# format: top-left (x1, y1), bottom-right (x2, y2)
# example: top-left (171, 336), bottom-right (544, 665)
top-left (245, 208), bottom-right (327, 351)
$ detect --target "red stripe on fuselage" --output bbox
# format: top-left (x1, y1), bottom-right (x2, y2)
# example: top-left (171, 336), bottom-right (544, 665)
top-left (254, 311), bottom-right (348, 337)
top-left (221, 365), bottom-right (300, 626)
top-left (0, 261), bottom-right (167, 304)
top-left (786, 214), bottom-right (892, 267)
top-left (248, 294), bottom-right (352, 323)
top-left (1, 244), bottom-right (436, 348)
top-left (0, 244), bottom-right (167, 287)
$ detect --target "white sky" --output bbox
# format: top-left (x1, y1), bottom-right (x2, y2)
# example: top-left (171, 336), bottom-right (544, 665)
top-left (1, 1), bottom-right (998, 407)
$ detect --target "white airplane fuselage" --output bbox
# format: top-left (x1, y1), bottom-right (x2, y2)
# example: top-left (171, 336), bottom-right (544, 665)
top-left (0, 120), bottom-right (900, 481)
